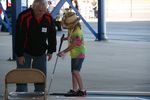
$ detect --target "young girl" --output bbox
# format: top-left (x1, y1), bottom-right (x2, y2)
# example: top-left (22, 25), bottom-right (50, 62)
top-left (57, 12), bottom-right (86, 96)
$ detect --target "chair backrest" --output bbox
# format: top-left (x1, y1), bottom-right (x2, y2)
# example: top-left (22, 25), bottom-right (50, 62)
top-left (5, 68), bottom-right (46, 84)
top-left (4, 68), bottom-right (46, 100)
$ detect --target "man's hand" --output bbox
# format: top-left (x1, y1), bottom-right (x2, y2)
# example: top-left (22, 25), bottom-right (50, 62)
top-left (47, 53), bottom-right (52, 61)
top-left (18, 56), bottom-right (25, 65)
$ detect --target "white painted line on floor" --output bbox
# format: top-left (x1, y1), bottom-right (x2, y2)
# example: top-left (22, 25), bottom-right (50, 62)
top-left (87, 91), bottom-right (150, 96)
top-left (48, 96), bottom-right (147, 100)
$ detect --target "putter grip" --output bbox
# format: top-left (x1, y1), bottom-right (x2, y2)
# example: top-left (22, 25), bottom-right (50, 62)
top-left (58, 34), bottom-right (65, 52)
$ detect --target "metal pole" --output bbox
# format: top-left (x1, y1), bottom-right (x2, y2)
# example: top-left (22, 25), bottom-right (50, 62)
top-left (10, 0), bottom-right (21, 60)
top-left (97, 0), bottom-right (107, 41)
top-left (130, 0), bottom-right (132, 17)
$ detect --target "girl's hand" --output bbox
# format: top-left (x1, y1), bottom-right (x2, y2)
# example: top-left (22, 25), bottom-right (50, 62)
top-left (62, 37), bottom-right (68, 41)
top-left (57, 51), bottom-right (65, 57)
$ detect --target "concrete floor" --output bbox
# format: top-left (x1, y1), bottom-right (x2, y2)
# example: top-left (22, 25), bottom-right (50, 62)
top-left (2, 91), bottom-right (150, 100)
top-left (0, 20), bottom-right (150, 100)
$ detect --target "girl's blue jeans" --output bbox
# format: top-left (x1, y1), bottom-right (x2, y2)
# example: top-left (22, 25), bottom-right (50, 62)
top-left (16, 53), bottom-right (47, 92)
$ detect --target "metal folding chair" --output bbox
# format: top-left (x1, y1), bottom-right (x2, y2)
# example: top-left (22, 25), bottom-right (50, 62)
top-left (4, 68), bottom-right (46, 100)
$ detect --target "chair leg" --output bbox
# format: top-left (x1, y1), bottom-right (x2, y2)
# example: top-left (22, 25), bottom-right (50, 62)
top-left (4, 84), bottom-right (8, 100)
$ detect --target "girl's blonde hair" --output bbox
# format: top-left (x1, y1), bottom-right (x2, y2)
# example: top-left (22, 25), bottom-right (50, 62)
top-left (70, 22), bottom-right (81, 32)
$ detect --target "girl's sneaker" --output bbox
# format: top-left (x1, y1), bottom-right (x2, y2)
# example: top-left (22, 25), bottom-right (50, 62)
top-left (64, 89), bottom-right (77, 96)
top-left (75, 90), bottom-right (87, 96)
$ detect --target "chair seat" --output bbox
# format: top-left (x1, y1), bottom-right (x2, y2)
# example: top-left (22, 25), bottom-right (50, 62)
top-left (9, 92), bottom-right (44, 97)
top-left (4, 68), bottom-right (46, 100)
top-left (8, 92), bottom-right (45, 100)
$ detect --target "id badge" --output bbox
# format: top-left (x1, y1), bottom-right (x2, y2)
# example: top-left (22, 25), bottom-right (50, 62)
top-left (42, 27), bottom-right (47, 33)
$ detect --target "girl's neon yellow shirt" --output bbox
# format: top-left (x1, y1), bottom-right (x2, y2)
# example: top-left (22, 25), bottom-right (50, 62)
top-left (69, 27), bottom-right (86, 58)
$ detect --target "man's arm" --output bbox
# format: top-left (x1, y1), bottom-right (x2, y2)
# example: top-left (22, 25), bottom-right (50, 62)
top-left (47, 16), bottom-right (57, 54)
top-left (15, 13), bottom-right (27, 57)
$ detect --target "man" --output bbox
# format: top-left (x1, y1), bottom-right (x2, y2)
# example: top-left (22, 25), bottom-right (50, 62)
top-left (15, 0), bottom-right (56, 92)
